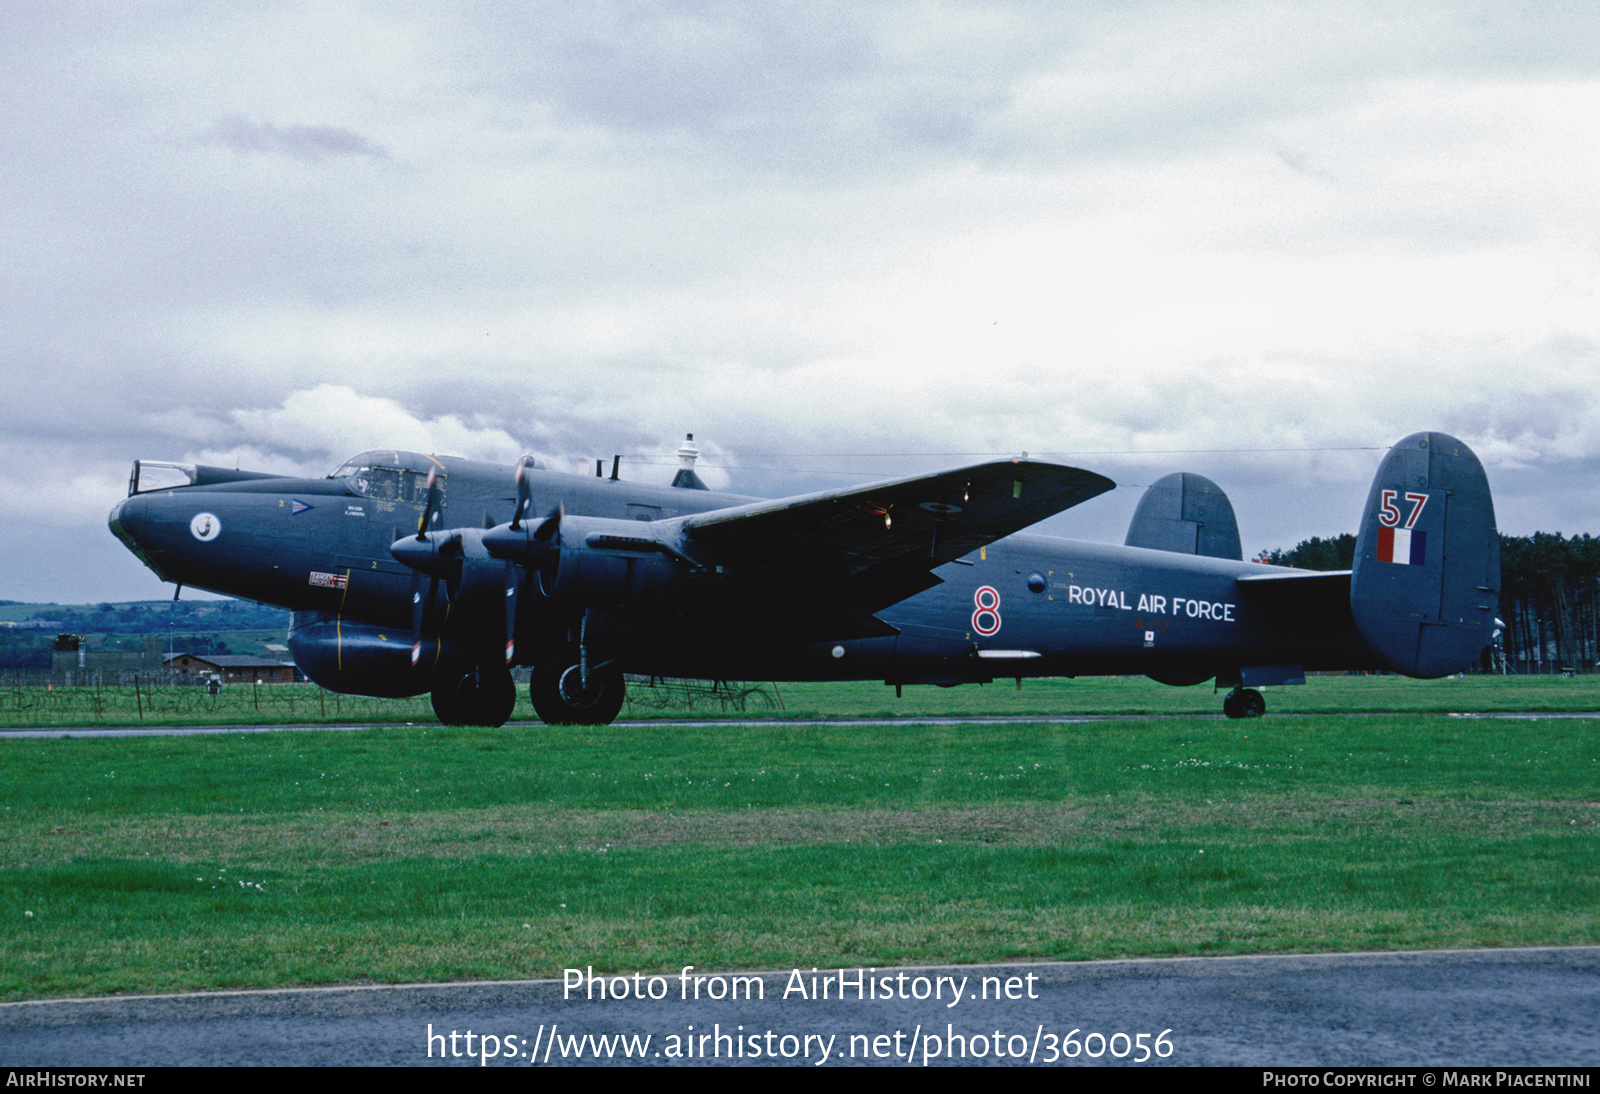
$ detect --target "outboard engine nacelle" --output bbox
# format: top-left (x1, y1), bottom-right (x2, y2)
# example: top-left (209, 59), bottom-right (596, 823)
top-left (484, 513), bottom-right (689, 606)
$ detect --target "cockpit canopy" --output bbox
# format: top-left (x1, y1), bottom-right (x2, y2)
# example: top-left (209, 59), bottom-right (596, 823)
top-left (327, 451), bottom-right (544, 501)
top-left (328, 451), bottom-right (448, 503)
top-left (124, 450), bottom-right (545, 500)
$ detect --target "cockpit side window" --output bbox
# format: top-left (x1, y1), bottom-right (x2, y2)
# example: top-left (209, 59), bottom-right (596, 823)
top-left (331, 454), bottom-right (445, 504)
top-left (329, 459), bottom-right (370, 495)
top-left (365, 468), bottom-right (402, 501)
top-left (329, 461), bottom-right (438, 504)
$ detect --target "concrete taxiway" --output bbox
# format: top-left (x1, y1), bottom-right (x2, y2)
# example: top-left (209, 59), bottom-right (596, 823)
top-left (4, 709), bottom-right (1599, 738)
top-left (3, 948), bottom-right (1597, 1067)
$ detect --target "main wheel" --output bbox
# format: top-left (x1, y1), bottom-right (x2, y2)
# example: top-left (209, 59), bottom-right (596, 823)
top-left (431, 666), bottom-right (517, 727)
top-left (531, 645), bottom-right (626, 726)
top-left (1222, 687), bottom-right (1266, 719)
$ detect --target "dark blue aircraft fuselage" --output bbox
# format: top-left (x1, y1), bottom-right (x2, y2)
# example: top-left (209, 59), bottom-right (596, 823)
top-left (108, 433), bottom-right (1499, 724)
top-left (109, 454), bottom-right (1362, 689)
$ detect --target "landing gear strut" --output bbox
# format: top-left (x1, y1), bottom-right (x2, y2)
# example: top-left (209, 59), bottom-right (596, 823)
top-left (530, 643), bottom-right (626, 726)
top-left (1222, 687), bottom-right (1266, 719)
top-left (431, 666), bottom-right (517, 727)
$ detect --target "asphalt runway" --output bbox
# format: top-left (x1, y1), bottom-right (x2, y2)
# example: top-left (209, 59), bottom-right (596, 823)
top-left (3, 948), bottom-right (1596, 1067)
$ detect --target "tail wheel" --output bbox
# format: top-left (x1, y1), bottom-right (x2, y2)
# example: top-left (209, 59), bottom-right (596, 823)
top-left (531, 644), bottom-right (626, 726)
top-left (1222, 688), bottom-right (1266, 719)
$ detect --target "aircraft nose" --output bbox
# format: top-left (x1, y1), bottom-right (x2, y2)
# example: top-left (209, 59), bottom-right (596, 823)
top-left (108, 492), bottom-right (144, 544)
top-left (108, 491), bottom-right (169, 580)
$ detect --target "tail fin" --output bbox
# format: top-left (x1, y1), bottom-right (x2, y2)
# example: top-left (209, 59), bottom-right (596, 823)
top-left (1125, 473), bottom-right (1243, 560)
top-left (1349, 432), bottom-right (1499, 677)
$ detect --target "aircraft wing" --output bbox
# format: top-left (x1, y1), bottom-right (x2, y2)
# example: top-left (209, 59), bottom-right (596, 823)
top-left (678, 461), bottom-right (1114, 627)
top-left (684, 460), bottom-right (1112, 568)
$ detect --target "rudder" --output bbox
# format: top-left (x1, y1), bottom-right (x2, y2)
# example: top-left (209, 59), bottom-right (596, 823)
top-left (1349, 432), bottom-right (1499, 677)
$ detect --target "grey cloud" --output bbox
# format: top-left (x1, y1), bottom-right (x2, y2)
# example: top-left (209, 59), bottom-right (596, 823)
top-left (443, 1), bottom-right (1042, 170)
top-left (441, 1), bottom-right (1600, 173)
top-left (459, 1), bottom-right (875, 129)
top-left (202, 115), bottom-right (390, 162)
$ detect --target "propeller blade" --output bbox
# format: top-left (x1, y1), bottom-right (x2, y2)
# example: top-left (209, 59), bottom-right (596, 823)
top-left (410, 568), bottom-right (440, 667)
top-left (509, 461), bottom-right (533, 532)
top-left (503, 559), bottom-right (518, 665)
top-left (395, 521), bottom-right (459, 667)
top-left (415, 468), bottom-right (442, 540)
top-left (534, 502), bottom-right (563, 544)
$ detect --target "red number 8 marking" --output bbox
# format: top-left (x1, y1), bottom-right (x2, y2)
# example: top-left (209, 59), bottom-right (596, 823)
top-left (972, 585), bottom-right (1001, 636)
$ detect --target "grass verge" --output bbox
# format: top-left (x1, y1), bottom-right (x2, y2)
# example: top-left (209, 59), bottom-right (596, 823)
top-left (3, 672), bottom-right (1600, 729)
top-left (1, 712), bottom-right (1596, 999)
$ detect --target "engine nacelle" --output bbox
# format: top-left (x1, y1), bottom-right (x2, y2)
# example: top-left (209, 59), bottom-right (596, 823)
top-left (289, 611), bottom-right (460, 697)
top-left (539, 518), bottom-right (685, 605)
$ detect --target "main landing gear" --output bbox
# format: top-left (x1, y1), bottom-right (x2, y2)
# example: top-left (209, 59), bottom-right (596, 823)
top-left (530, 643), bottom-right (626, 726)
top-left (431, 666), bottom-right (517, 727)
top-left (1222, 687), bottom-right (1266, 719)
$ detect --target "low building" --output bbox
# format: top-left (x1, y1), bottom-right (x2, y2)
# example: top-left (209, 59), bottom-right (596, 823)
top-left (165, 653), bottom-right (300, 684)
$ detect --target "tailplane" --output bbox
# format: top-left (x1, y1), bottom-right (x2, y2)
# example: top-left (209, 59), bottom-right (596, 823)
top-left (1349, 432), bottom-right (1499, 677)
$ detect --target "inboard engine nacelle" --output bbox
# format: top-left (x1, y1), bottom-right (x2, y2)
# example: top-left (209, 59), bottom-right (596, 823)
top-left (484, 513), bottom-right (689, 605)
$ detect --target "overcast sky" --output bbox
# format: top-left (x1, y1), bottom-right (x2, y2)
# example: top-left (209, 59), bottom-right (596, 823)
top-left (5, 1), bottom-right (1598, 603)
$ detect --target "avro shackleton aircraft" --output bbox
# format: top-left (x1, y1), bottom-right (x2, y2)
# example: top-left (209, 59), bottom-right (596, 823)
top-left (108, 431), bottom-right (1499, 726)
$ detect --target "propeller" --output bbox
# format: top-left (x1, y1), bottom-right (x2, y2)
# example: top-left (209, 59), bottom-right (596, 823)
top-left (391, 468), bottom-right (464, 667)
top-left (393, 461), bottom-right (574, 672)
top-left (483, 500), bottom-right (563, 587)
top-left (392, 463), bottom-right (558, 671)
top-left (497, 462), bottom-right (559, 663)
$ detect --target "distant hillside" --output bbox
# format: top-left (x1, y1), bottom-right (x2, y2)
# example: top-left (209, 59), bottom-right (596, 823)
top-left (0, 599), bottom-right (291, 671)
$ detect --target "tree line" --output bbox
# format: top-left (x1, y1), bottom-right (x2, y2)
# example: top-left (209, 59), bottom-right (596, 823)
top-left (1259, 532), bottom-right (1599, 673)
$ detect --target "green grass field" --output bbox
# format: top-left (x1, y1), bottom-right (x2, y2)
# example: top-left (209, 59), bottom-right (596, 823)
top-left (5, 671), bottom-right (1600, 728)
top-left (2, 685), bottom-right (1596, 1000)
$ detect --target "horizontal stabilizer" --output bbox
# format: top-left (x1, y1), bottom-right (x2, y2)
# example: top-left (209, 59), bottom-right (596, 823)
top-left (1237, 568), bottom-right (1356, 636)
